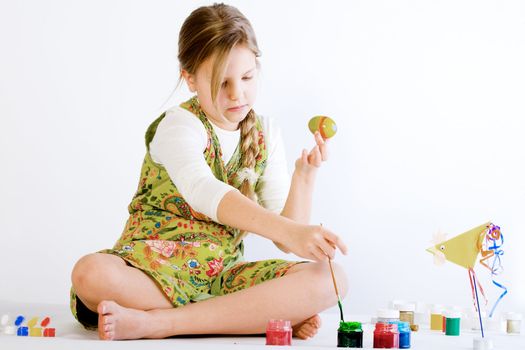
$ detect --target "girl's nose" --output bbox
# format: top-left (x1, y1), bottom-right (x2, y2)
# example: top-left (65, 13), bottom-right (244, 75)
top-left (228, 82), bottom-right (242, 101)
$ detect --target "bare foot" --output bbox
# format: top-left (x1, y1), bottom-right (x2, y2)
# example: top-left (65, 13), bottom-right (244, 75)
top-left (293, 314), bottom-right (322, 339)
top-left (97, 300), bottom-right (160, 340)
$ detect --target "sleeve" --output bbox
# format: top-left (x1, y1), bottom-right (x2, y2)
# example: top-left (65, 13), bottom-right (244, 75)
top-left (149, 106), bottom-right (239, 222)
top-left (255, 116), bottom-right (291, 213)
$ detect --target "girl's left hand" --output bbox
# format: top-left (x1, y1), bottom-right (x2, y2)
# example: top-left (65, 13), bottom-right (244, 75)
top-left (295, 131), bottom-right (329, 176)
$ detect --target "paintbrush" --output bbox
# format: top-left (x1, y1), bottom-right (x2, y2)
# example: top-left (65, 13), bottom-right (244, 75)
top-left (328, 257), bottom-right (345, 322)
top-left (321, 223), bottom-right (345, 322)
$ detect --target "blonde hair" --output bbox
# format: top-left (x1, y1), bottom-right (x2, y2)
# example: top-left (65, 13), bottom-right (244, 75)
top-left (178, 3), bottom-right (260, 242)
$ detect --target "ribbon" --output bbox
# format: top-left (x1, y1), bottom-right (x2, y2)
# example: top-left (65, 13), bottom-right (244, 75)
top-left (484, 224), bottom-right (508, 317)
top-left (468, 268), bottom-right (487, 311)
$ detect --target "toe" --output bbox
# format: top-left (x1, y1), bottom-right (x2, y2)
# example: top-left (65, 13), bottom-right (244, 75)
top-left (103, 315), bottom-right (114, 326)
top-left (311, 315), bottom-right (322, 328)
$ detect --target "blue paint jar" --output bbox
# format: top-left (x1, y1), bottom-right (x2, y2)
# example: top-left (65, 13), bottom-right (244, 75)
top-left (390, 321), bottom-right (411, 348)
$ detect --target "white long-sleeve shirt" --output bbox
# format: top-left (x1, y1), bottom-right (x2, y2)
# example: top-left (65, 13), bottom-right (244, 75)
top-left (149, 106), bottom-right (290, 223)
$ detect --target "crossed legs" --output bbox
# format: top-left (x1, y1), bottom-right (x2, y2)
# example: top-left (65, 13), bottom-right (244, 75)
top-left (71, 253), bottom-right (348, 340)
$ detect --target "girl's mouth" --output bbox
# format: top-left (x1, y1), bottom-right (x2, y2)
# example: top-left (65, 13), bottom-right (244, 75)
top-left (227, 104), bottom-right (247, 112)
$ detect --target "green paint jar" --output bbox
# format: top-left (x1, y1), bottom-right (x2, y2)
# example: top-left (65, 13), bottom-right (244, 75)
top-left (337, 321), bottom-right (363, 348)
top-left (445, 311), bottom-right (461, 336)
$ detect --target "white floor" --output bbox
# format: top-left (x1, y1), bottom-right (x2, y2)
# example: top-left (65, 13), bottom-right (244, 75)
top-left (0, 300), bottom-right (523, 350)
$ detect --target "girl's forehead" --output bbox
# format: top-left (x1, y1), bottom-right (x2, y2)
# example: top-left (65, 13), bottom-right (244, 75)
top-left (198, 46), bottom-right (257, 79)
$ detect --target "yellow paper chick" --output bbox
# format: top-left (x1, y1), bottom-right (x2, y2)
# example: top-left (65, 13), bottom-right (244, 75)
top-left (426, 222), bottom-right (491, 269)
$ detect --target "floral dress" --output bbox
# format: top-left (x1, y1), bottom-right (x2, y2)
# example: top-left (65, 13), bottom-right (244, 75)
top-left (70, 97), bottom-right (301, 329)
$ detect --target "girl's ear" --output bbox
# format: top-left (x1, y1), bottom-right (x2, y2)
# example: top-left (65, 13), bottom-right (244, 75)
top-left (181, 69), bottom-right (197, 92)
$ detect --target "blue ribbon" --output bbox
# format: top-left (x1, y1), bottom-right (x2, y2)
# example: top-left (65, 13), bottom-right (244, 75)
top-left (486, 225), bottom-right (508, 317)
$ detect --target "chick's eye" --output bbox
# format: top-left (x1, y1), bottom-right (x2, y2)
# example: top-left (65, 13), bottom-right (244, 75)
top-left (440, 245), bottom-right (445, 251)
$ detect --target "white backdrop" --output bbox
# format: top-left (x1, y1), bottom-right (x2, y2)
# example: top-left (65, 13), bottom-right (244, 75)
top-left (1, 0), bottom-right (524, 317)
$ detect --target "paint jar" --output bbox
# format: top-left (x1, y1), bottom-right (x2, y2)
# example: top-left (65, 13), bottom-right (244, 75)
top-left (445, 311), bottom-right (461, 336)
top-left (430, 305), bottom-right (443, 331)
top-left (485, 314), bottom-right (505, 333)
top-left (377, 309), bottom-right (400, 324)
top-left (396, 303), bottom-right (416, 330)
top-left (337, 321), bottom-right (363, 348)
top-left (413, 302), bottom-right (428, 329)
top-left (505, 312), bottom-right (522, 334)
top-left (469, 310), bottom-right (486, 331)
top-left (266, 319), bottom-right (292, 346)
top-left (373, 322), bottom-right (399, 349)
top-left (473, 336), bottom-right (494, 350)
top-left (390, 321), bottom-right (411, 349)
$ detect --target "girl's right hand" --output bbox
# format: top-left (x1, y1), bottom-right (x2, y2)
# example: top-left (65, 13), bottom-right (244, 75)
top-left (282, 224), bottom-right (348, 261)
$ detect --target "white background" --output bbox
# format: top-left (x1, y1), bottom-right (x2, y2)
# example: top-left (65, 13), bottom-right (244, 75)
top-left (1, 0), bottom-right (523, 318)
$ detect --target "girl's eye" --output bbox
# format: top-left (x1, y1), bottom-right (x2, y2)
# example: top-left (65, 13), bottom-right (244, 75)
top-left (243, 76), bottom-right (253, 81)
top-left (221, 81), bottom-right (228, 87)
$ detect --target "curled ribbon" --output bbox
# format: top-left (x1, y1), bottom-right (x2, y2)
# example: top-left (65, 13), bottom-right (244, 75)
top-left (479, 224), bottom-right (508, 317)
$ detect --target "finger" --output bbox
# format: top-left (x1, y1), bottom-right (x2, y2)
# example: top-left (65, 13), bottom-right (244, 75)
top-left (316, 236), bottom-right (336, 259)
top-left (314, 131), bottom-right (324, 145)
top-left (318, 138), bottom-right (329, 162)
top-left (307, 145), bottom-right (322, 167)
top-left (302, 148), bottom-right (308, 162)
top-left (310, 245), bottom-right (328, 262)
top-left (323, 230), bottom-right (349, 255)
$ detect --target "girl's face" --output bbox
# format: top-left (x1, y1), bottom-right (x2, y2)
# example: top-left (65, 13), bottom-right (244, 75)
top-left (183, 44), bottom-right (258, 131)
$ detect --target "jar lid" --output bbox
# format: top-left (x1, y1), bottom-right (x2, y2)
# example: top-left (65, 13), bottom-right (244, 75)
top-left (506, 312), bottom-right (522, 321)
top-left (266, 319), bottom-right (291, 331)
top-left (377, 309), bottom-right (400, 319)
top-left (396, 303), bottom-right (416, 312)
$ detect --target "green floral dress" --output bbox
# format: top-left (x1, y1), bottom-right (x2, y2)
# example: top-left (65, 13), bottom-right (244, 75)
top-left (70, 97), bottom-right (301, 329)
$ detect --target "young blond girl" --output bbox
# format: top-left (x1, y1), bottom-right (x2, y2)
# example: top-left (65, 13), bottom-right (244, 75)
top-left (70, 3), bottom-right (348, 341)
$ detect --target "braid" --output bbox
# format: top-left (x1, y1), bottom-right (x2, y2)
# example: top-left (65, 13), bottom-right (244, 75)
top-left (234, 109), bottom-right (259, 244)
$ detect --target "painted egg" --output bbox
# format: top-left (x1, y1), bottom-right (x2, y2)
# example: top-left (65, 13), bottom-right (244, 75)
top-left (308, 116), bottom-right (337, 139)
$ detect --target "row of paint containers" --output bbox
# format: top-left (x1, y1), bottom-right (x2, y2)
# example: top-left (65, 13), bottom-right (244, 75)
top-left (335, 303), bottom-right (522, 348)
top-left (380, 301), bottom-right (522, 335)
top-left (337, 311), bottom-right (412, 349)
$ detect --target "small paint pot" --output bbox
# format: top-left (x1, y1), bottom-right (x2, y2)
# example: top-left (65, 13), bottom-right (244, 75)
top-left (445, 311), bottom-right (461, 336)
top-left (389, 321), bottom-right (411, 349)
top-left (396, 303), bottom-right (416, 329)
top-left (473, 336), bottom-right (494, 350)
top-left (373, 322), bottom-right (399, 349)
top-left (468, 310), bottom-right (487, 331)
top-left (337, 321), bottom-right (363, 348)
top-left (266, 319), bottom-right (292, 346)
top-left (430, 305), bottom-right (444, 331)
top-left (506, 312), bottom-right (522, 334)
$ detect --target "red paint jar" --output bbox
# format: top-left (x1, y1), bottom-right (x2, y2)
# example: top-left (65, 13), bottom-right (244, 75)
top-left (373, 322), bottom-right (399, 348)
top-left (266, 319), bottom-right (292, 346)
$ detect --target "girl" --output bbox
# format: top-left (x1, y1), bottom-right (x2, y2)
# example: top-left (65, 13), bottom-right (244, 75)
top-left (70, 3), bottom-right (348, 341)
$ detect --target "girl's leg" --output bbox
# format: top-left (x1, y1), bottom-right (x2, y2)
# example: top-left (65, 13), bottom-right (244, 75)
top-left (96, 261), bottom-right (348, 340)
top-left (71, 253), bottom-right (173, 312)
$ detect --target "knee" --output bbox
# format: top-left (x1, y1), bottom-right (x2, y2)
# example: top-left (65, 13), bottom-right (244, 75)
top-left (306, 261), bottom-right (349, 302)
top-left (71, 253), bottom-right (119, 297)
